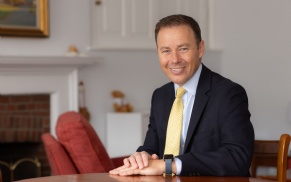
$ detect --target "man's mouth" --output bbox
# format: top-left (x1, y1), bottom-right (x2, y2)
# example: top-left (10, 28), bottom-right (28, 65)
top-left (170, 67), bottom-right (184, 74)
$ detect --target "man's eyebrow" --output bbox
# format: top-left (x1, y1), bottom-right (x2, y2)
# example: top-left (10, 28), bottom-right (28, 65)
top-left (159, 43), bottom-right (190, 51)
top-left (159, 46), bottom-right (170, 50)
top-left (177, 43), bottom-right (190, 48)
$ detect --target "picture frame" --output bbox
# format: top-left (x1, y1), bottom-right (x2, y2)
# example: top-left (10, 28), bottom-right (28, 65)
top-left (0, 0), bottom-right (49, 37)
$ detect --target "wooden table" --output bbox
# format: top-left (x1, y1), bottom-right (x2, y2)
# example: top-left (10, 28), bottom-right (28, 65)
top-left (14, 173), bottom-right (277, 182)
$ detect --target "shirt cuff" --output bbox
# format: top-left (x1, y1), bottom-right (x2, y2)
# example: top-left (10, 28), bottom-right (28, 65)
top-left (174, 157), bottom-right (182, 175)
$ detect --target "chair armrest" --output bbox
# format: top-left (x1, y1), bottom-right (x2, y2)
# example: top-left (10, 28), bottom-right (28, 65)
top-left (111, 156), bottom-right (129, 168)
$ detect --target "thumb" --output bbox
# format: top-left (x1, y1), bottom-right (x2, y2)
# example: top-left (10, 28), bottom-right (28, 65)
top-left (151, 154), bottom-right (159, 160)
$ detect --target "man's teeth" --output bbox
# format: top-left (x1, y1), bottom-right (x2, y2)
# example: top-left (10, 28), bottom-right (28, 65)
top-left (172, 68), bottom-right (182, 71)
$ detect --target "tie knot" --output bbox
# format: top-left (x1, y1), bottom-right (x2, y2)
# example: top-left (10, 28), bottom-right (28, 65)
top-left (176, 87), bottom-right (186, 98)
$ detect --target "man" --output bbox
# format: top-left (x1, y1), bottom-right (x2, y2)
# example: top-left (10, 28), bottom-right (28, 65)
top-left (110, 14), bottom-right (254, 176)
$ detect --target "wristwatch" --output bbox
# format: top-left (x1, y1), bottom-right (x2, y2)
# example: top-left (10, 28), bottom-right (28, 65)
top-left (163, 154), bottom-right (175, 176)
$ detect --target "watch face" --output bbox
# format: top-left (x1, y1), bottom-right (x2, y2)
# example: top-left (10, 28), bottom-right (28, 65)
top-left (163, 154), bottom-right (174, 159)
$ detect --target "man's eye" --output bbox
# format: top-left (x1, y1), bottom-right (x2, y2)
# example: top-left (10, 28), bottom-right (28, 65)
top-left (162, 50), bottom-right (170, 54)
top-left (179, 47), bottom-right (188, 52)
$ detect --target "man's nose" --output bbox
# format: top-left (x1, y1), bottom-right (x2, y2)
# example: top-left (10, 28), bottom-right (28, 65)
top-left (171, 51), bottom-right (180, 63)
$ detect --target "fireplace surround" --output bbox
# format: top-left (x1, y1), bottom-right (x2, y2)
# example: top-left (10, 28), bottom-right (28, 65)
top-left (0, 56), bottom-right (96, 180)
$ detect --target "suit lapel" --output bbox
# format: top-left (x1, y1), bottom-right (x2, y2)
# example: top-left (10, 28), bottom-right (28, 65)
top-left (184, 65), bottom-right (211, 151)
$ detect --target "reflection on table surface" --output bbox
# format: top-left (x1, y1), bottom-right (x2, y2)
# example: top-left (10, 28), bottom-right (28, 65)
top-left (15, 173), bottom-right (277, 182)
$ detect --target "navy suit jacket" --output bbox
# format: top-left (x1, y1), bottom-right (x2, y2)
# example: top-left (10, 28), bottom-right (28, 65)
top-left (137, 64), bottom-right (254, 176)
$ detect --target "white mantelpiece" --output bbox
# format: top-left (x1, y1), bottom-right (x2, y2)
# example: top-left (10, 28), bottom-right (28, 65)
top-left (0, 56), bottom-right (96, 68)
top-left (0, 56), bottom-right (98, 137)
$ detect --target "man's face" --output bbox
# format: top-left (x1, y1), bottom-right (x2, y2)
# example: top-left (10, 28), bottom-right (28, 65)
top-left (157, 25), bottom-right (204, 86)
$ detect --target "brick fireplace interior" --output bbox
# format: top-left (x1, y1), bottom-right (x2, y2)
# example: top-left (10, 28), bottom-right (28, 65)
top-left (0, 94), bottom-right (51, 181)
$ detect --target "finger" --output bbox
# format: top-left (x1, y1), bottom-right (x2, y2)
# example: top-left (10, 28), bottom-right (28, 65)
top-left (140, 152), bottom-right (150, 167)
top-left (123, 157), bottom-right (131, 167)
top-left (128, 154), bottom-right (139, 169)
top-left (109, 165), bottom-right (128, 175)
top-left (109, 169), bottom-right (119, 175)
top-left (119, 167), bottom-right (140, 176)
top-left (136, 151), bottom-right (151, 169)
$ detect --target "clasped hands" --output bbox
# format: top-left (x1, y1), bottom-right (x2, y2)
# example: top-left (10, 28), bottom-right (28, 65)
top-left (109, 151), bottom-right (164, 176)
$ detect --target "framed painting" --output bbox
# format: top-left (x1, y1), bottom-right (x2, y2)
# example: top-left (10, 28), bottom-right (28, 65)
top-left (0, 0), bottom-right (49, 37)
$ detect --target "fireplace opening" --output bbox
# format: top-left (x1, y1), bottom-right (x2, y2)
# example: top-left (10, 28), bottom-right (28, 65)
top-left (0, 143), bottom-right (42, 181)
top-left (0, 94), bottom-right (51, 181)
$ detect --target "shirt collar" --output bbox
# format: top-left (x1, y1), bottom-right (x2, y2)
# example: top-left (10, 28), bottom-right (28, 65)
top-left (174, 63), bottom-right (202, 97)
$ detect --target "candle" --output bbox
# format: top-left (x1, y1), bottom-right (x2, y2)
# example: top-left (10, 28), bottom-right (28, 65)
top-left (78, 81), bottom-right (85, 108)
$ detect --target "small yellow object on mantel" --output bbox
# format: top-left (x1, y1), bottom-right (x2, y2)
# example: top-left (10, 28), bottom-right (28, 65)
top-left (65, 45), bottom-right (87, 57)
top-left (111, 90), bottom-right (134, 112)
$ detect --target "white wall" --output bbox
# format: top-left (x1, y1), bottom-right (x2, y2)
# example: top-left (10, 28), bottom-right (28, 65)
top-left (1, 0), bottom-right (290, 144)
top-left (212, 0), bottom-right (291, 139)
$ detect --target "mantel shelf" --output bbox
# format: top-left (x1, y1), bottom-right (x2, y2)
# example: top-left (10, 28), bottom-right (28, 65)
top-left (0, 55), bottom-right (100, 68)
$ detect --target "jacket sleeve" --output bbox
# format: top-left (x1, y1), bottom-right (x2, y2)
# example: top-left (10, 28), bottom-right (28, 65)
top-left (136, 88), bottom-right (163, 156)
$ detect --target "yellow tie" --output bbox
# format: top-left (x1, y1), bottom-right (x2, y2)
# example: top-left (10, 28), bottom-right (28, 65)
top-left (164, 87), bottom-right (186, 156)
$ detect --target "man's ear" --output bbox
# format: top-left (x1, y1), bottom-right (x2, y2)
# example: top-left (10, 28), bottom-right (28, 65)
top-left (198, 40), bottom-right (205, 59)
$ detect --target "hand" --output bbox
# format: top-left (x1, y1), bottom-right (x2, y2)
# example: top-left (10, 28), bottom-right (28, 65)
top-left (109, 159), bottom-right (164, 176)
top-left (123, 151), bottom-right (159, 170)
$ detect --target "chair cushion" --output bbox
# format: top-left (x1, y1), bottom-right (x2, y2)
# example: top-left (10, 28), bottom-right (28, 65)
top-left (41, 133), bottom-right (78, 175)
top-left (56, 111), bottom-right (114, 173)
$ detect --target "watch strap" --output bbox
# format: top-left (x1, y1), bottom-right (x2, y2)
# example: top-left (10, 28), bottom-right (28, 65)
top-left (165, 158), bottom-right (172, 174)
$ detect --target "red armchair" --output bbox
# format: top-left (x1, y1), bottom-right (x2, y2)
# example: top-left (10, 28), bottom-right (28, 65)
top-left (42, 111), bottom-right (127, 175)
top-left (41, 133), bottom-right (78, 175)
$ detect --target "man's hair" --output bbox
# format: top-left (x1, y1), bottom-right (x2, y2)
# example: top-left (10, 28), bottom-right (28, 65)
top-left (154, 14), bottom-right (202, 46)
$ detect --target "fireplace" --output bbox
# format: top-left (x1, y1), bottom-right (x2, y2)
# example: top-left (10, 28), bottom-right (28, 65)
top-left (0, 94), bottom-right (50, 181)
top-left (0, 56), bottom-right (96, 181)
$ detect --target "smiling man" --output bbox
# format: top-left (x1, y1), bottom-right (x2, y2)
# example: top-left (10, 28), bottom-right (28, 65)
top-left (110, 14), bottom-right (254, 177)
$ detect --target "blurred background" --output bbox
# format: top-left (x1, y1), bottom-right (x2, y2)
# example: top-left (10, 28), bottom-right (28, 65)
top-left (1, 0), bottom-right (290, 146)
